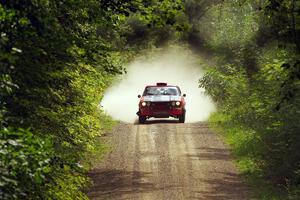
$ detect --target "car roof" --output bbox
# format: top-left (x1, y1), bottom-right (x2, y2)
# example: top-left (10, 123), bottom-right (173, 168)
top-left (145, 85), bottom-right (177, 87)
top-left (145, 83), bottom-right (179, 87)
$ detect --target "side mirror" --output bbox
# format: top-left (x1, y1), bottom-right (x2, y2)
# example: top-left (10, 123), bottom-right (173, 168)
top-left (138, 95), bottom-right (141, 98)
top-left (183, 94), bottom-right (186, 97)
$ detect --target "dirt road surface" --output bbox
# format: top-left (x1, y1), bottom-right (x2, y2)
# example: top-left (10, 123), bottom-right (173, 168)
top-left (87, 121), bottom-right (251, 200)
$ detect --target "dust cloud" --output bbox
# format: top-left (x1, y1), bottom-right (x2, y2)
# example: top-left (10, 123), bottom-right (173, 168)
top-left (101, 46), bottom-right (215, 123)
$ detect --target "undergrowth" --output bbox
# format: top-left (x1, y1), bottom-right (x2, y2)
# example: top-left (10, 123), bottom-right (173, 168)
top-left (209, 112), bottom-right (298, 200)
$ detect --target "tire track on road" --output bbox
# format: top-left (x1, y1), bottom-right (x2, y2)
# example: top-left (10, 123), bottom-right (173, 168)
top-left (87, 122), bottom-right (252, 200)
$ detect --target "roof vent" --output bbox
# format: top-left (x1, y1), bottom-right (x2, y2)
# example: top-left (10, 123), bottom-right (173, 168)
top-left (156, 82), bottom-right (167, 86)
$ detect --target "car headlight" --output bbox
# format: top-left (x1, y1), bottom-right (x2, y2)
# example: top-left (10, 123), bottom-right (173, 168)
top-left (146, 102), bottom-right (151, 106)
top-left (141, 102), bottom-right (147, 107)
top-left (171, 102), bottom-right (176, 106)
top-left (176, 101), bottom-right (181, 106)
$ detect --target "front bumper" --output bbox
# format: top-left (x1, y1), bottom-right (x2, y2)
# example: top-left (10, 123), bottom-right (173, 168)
top-left (137, 107), bottom-right (184, 118)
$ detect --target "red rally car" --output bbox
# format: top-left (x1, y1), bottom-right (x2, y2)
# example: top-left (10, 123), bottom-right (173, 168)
top-left (137, 83), bottom-right (186, 124)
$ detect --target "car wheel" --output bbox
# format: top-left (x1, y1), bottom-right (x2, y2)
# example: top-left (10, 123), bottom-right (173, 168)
top-left (139, 116), bottom-right (146, 124)
top-left (179, 110), bottom-right (186, 123)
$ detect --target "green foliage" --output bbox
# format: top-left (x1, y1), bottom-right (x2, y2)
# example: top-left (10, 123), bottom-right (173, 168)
top-left (0, 0), bottom-right (189, 198)
top-left (209, 113), bottom-right (286, 200)
top-left (104, 0), bottom-right (188, 48)
top-left (1, 0), bottom-right (298, 198)
top-left (0, 0), bottom-right (119, 197)
top-left (207, 2), bottom-right (258, 49)
top-left (0, 128), bottom-right (53, 199)
top-left (46, 172), bottom-right (89, 200)
top-left (201, 52), bottom-right (300, 199)
top-left (198, 0), bottom-right (300, 198)
top-left (199, 65), bottom-right (249, 105)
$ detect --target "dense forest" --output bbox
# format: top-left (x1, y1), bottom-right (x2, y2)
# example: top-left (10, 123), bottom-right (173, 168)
top-left (0, 0), bottom-right (299, 199)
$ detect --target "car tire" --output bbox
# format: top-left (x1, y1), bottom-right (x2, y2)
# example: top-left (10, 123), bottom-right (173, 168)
top-left (179, 110), bottom-right (186, 123)
top-left (139, 116), bottom-right (146, 124)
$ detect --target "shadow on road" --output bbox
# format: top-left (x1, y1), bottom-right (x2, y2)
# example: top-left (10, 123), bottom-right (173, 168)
top-left (87, 169), bottom-right (156, 198)
top-left (192, 172), bottom-right (250, 199)
top-left (186, 147), bottom-right (232, 161)
top-left (133, 119), bottom-right (180, 125)
top-left (87, 122), bottom-right (251, 200)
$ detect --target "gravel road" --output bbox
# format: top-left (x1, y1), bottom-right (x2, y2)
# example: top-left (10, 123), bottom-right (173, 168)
top-left (87, 121), bottom-right (251, 200)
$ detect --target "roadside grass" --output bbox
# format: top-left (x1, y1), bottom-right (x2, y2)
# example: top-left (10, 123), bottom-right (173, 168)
top-left (82, 112), bottom-right (118, 169)
top-left (82, 112), bottom-right (119, 195)
top-left (209, 112), bottom-right (287, 200)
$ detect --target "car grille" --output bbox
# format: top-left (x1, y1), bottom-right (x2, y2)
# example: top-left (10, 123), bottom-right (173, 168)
top-left (150, 102), bottom-right (170, 110)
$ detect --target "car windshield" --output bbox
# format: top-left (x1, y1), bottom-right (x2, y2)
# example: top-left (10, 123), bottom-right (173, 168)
top-left (143, 86), bottom-right (180, 96)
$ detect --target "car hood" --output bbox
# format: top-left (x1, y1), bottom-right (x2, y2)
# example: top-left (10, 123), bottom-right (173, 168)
top-left (143, 95), bottom-right (181, 102)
